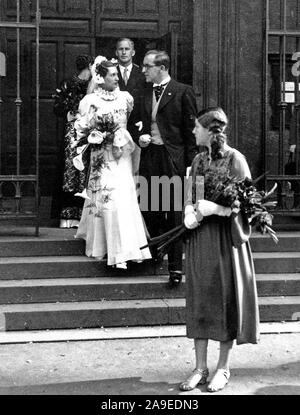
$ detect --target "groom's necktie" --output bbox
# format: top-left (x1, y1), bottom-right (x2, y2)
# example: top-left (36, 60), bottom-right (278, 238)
top-left (153, 83), bottom-right (168, 101)
top-left (123, 68), bottom-right (129, 86)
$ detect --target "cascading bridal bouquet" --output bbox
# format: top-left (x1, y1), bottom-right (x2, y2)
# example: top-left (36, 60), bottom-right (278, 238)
top-left (141, 173), bottom-right (279, 259)
top-left (71, 106), bottom-right (122, 199)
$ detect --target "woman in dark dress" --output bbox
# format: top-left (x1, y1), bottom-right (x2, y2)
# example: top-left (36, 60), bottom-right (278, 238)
top-left (52, 54), bottom-right (94, 228)
top-left (180, 107), bottom-right (259, 392)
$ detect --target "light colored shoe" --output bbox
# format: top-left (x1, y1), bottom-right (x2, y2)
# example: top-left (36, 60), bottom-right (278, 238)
top-left (179, 368), bottom-right (209, 391)
top-left (116, 262), bottom-right (127, 270)
top-left (207, 368), bottom-right (230, 393)
top-left (59, 219), bottom-right (80, 229)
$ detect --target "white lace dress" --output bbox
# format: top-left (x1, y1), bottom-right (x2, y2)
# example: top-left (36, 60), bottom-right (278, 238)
top-left (75, 88), bottom-right (151, 266)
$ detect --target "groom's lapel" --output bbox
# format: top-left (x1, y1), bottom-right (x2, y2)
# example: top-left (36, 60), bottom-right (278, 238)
top-left (158, 80), bottom-right (176, 112)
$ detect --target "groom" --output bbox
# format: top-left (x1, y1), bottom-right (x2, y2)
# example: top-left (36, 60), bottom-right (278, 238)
top-left (132, 50), bottom-right (198, 287)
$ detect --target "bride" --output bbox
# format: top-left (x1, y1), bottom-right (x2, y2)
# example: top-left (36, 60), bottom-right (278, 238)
top-left (74, 56), bottom-right (151, 269)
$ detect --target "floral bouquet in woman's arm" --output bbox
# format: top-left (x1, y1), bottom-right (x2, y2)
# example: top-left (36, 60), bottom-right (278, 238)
top-left (71, 107), bottom-right (122, 198)
top-left (71, 107), bottom-right (120, 169)
top-left (71, 107), bottom-right (120, 150)
top-left (209, 174), bottom-right (279, 244)
top-left (141, 173), bottom-right (279, 258)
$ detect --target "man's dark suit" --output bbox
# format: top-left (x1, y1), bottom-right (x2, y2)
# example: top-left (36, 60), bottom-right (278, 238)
top-left (117, 63), bottom-right (146, 97)
top-left (132, 78), bottom-right (198, 272)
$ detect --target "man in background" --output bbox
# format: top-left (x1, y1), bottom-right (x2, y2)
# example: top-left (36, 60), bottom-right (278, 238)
top-left (115, 37), bottom-right (145, 97)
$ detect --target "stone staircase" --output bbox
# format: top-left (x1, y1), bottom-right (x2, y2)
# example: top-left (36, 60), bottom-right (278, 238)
top-left (0, 227), bottom-right (299, 332)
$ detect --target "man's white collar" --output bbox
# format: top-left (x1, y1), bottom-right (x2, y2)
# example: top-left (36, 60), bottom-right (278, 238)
top-left (119, 63), bottom-right (133, 72)
top-left (153, 75), bottom-right (171, 87)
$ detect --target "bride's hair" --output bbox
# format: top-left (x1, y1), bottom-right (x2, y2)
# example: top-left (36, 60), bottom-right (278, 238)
top-left (87, 58), bottom-right (117, 94)
top-left (95, 60), bottom-right (116, 78)
top-left (197, 107), bottom-right (228, 160)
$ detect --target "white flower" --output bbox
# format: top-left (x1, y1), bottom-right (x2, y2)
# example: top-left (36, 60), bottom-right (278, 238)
top-left (70, 137), bottom-right (79, 149)
top-left (91, 55), bottom-right (107, 85)
top-left (94, 55), bottom-right (107, 65)
top-left (73, 153), bottom-right (85, 171)
top-left (88, 130), bottom-right (104, 145)
top-left (94, 74), bottom-right (105, 84)
top-left (74, 116), bottom-right (89, 132)
top-left (75, 188), bottom-right (90, 200)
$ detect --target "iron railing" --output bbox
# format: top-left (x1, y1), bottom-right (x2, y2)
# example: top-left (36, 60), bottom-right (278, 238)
top-left (0, 0), bottom-right (40, 235)
top-left (264, 0), bottom-right (300, 214)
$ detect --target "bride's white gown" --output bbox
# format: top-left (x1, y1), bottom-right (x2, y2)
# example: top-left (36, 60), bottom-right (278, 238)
top-left (75, 88), bottom-right (151, 265)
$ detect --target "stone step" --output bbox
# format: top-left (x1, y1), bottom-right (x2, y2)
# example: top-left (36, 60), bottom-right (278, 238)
top-left (253, 252), bottom-right (300, 273)
top-left (0, 296), bottom-right (299, 331)
top-left (0, 239), bottom-right (85, 257)
top-left (0, 276), bottom-right (183, 304)
top-left (1, 252), bottom-right (300, 280)
top-left (0, 229), bottom-right (300, 257)
top-left (256, 274), bottom-right (300, 296)
top-left (250, 232), bottom-right (300, 252)
top-left (0, 256), bottom-right (156, 280)
top-left (0, 228), bottom-right (84, 257)
top-left (0, 274), bottom-right (299, 304)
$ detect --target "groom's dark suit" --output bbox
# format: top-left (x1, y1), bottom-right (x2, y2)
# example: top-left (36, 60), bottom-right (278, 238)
top-left (132, 78), bottom-right (198, 272)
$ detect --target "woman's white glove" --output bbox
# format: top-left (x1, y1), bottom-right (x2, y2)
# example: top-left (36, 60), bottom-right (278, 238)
top-left (184, 206), bottom-right (199, 229)
top-left (197, 200), bottom-right (231, 217)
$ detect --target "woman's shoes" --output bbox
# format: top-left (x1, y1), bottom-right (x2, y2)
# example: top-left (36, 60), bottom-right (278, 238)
top-left (180, 368), bottom-right (230, 392)
top-left (207, 368), bottom-right (230, 393)
top-left (179, 368), bottom-right (209, 391)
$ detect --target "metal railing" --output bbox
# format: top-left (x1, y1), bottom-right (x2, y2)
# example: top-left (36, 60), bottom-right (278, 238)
top-left (264, 0), bottom-right (300, 214)
top-left (0, 0), bottom-right (40, 235)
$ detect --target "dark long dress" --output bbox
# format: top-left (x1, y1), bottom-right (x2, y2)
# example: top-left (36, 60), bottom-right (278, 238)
top-left (51, 75), bottom-right (89, 225)
top-left (185, 146), bottom-right (260, 345)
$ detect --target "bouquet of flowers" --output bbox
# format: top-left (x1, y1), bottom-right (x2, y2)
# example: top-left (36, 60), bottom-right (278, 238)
top-left (141, 173), bottom-right (278, 259)
top-left (71, 108), bottom-right (121, 173)
top-left (71, 107), bottom-right (130, 200)
top-left (53, 78), bottom-right (87, 117)
top-left (72, 108), bottom-right (119, 149)
top-left (209, 174), bottom-right (278, 242)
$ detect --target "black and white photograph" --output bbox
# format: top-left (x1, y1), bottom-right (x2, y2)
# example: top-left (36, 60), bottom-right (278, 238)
top-left (0, 0), bottom-right (299, 401)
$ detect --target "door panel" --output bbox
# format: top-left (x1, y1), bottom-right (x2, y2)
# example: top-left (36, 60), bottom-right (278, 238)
top-left (32, 38), bottom-right (94, 195)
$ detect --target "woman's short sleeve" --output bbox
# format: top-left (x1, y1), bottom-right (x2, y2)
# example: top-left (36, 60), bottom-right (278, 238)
top-left (230, 149), bottom-right (252, 247)
top-left (231, 149), bottom-right (252, 181)
top-left (78, 95), bottom-right (90, 116)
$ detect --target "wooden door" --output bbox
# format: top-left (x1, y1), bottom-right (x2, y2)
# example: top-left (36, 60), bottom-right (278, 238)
top-left (37, 37), bottom-right (94, 196)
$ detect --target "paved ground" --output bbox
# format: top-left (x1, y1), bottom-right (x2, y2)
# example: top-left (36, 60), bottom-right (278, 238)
top-left (0, 331), bottom-right (299, 396)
